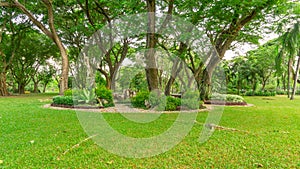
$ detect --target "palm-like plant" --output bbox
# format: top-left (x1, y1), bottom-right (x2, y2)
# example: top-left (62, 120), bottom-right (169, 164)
top-left (276, 21), bottom-right (300, 100)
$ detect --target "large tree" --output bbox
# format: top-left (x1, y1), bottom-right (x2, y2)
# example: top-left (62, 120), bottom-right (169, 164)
top-left (275, 2), bottom-right (300, 100)
top-left (1, 0), bottom-right (69, 95)
top-left (0, 8), bottom-right (29, 96)
top-left (10, 31), bottom-right (57, 94)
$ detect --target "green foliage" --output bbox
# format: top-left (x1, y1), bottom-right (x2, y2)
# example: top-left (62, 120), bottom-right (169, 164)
top-left (149, 91), bottom-right (167, 111)
top-left (132, 91), bottom-right (201, 111)
top-left (66, 88), bottom-right (97, 105)
top-left (64, 89), bottom-right (73, 96)
top-left (211, 93), bottom-right (245, 103)
top-left (130, 72), bottom-right (148, 92)
top-left (95, 72), bottom-right (107, 87)
top-left (53, 96), bottom-right (76, 106)
top-left (244, 91), bottom-right (276, 96)
top-left (79, 89), bottom-right (97, 105)
top-left (225, 94), bottom-right (245, 103)
top-left (165, 96), bottom-right (181, 111)
top-left (181, 90), bottom-right (200, 109)
top-left (131, 91), bottom-right (149, 109)
top-left (276, 90), bottom-right (287, 95)
top-left (95, 85), bottom-right (114, 107)
top-left (264, 85), bottom-right (277, 92)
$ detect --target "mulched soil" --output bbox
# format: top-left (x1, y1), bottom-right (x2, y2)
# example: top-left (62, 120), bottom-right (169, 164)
top-left (51, 103), bottom-right (104, 109)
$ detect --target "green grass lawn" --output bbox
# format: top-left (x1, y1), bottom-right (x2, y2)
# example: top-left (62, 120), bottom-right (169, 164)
top-left (1, 94), bottom-right (300, 168)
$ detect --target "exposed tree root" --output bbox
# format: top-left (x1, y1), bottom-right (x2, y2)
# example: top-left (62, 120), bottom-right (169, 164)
top-left (57, 134), bottom-right (98, 160)
top-left (195, 120), bottom-right (250, 134)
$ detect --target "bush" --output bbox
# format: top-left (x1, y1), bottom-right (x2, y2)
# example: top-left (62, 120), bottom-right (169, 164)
top-left (131, 91), bottom-right (149, 108)
top-left (79, 89), bottom-right (97, 105)
top-left (264, 85), bottom-right (276, 92)
top-left (149, 91), bottom-right (167, 111)
top-left (244, 90), bottom-right (276, 96)
top-left (181, 90), bottom-right (199, 109)
top-left (131, 91), bottom-right (204, 111)
top-left (210, 93), bottom-right (245, 103)
top-left (95, 85), bottom-right (114, 107)
top-left (276, 90), bottom-right (287, 95)
top-left (53, 96), bottom-right (77, 106)
top-left (226, 94), bottom-right (245, 103)
top-left (165, 96), bottom-right (181, 111)
top-left (64, 89), bottom-right (73, 96)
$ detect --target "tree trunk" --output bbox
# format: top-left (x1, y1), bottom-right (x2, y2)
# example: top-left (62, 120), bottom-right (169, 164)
top-left (0, 72), bottom-right (9, 96)
top-left (252, 80), bottom-right (257, 92)
top-left (164, 59), bottom-right (182, 96)
top-left (290, 53), bottom-right (300, 100)
top-left (12, 0), bottom-right (69, 95)
top-left (287, 58), bottom-right (293, 98)
top-left (145, 0), bottom-right (159, 91)
top-left (262, 80), bottom-right (267, 91)
top-left (18, 83), bottom-right (25, 94)
top-left (43, 83), bottom-right (47, 93)
top-left (33, 81), bottom-right (39, 93)
top-left (282, 73), bottom-right (286, 91)
top-left (59, 48), bottom-right (69, 95)
top-left (199, 50), bottom-right (220, 100)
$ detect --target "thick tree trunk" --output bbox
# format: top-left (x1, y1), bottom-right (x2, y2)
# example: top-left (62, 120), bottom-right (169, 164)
top-left (199, 50), bottom-right (220, 100)
top-left (59, 48), bottom-right (69, 95)
top-left (0, 72), bottom-right (9, 96)
top-left (290, 53), bottom-right (300, 100)
top-left (145, 0), bottom-right (159, 91)
top-left (18, 83), bottom-right (25, 94)
top-left (13, 0), bottom-right (69, 95)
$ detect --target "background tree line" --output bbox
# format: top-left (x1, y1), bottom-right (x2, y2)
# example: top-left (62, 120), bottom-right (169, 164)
top-left (0, 0), bottom-right (298, 99)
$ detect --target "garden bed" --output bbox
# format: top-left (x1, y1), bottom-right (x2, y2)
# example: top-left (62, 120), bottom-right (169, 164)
top-left (51, 103), bottom-right (103, 109)
top-left (204, 100), bottom-right (247, 106)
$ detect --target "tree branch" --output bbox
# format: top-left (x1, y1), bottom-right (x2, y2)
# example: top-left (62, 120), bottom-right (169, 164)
top-left (12, 0), bottom-right (53, 39)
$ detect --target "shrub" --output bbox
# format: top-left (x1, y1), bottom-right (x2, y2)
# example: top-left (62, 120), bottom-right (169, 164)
top-left (165, 96), bottom-right (181, 111)
top-left (79, 89), bottom-right (97, 105)
top-left (210, 93), bottom-right (226, 101)
top-left (64, 89), bottom-right (73, 96)
top-left (210, 93), bottom-right (245, 103)
top-left (276, 90), bottom-right (287, 95)
top-left (264, 85), bottom-right (276, 92)
top-left (149, 91), bottom-right (166, 111)
top-left (131, 91), bottom-right (204, 111)
top-left (244, 90), bottom-right (276, 96)
top-left (95, 85), bottom-right (114, 107)
top-left (226, 94), bottom-right (245, 103)
top-left (53, 96), bottom-right (77, 106)
top-left (181, 90), bottom-right (200, 109)
top-left (131, 91), bottom-right (149, 108)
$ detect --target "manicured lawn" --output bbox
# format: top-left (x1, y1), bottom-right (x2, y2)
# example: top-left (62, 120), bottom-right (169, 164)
top-left (1, 94), bottom-right (300, 168)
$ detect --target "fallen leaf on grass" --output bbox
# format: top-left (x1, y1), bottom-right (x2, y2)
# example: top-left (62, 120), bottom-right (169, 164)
top-left (254, 163), bottom-right (263, 168)
top-left (30, 140), bottom-right (35, 144)
top-left (107, 160), bottom-right (114, 165)
top-left (0, 160), bottom-right (3, 164)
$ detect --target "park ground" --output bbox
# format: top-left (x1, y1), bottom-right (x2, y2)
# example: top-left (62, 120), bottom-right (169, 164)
top-left (1, 94), bottom-right (300, 168)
